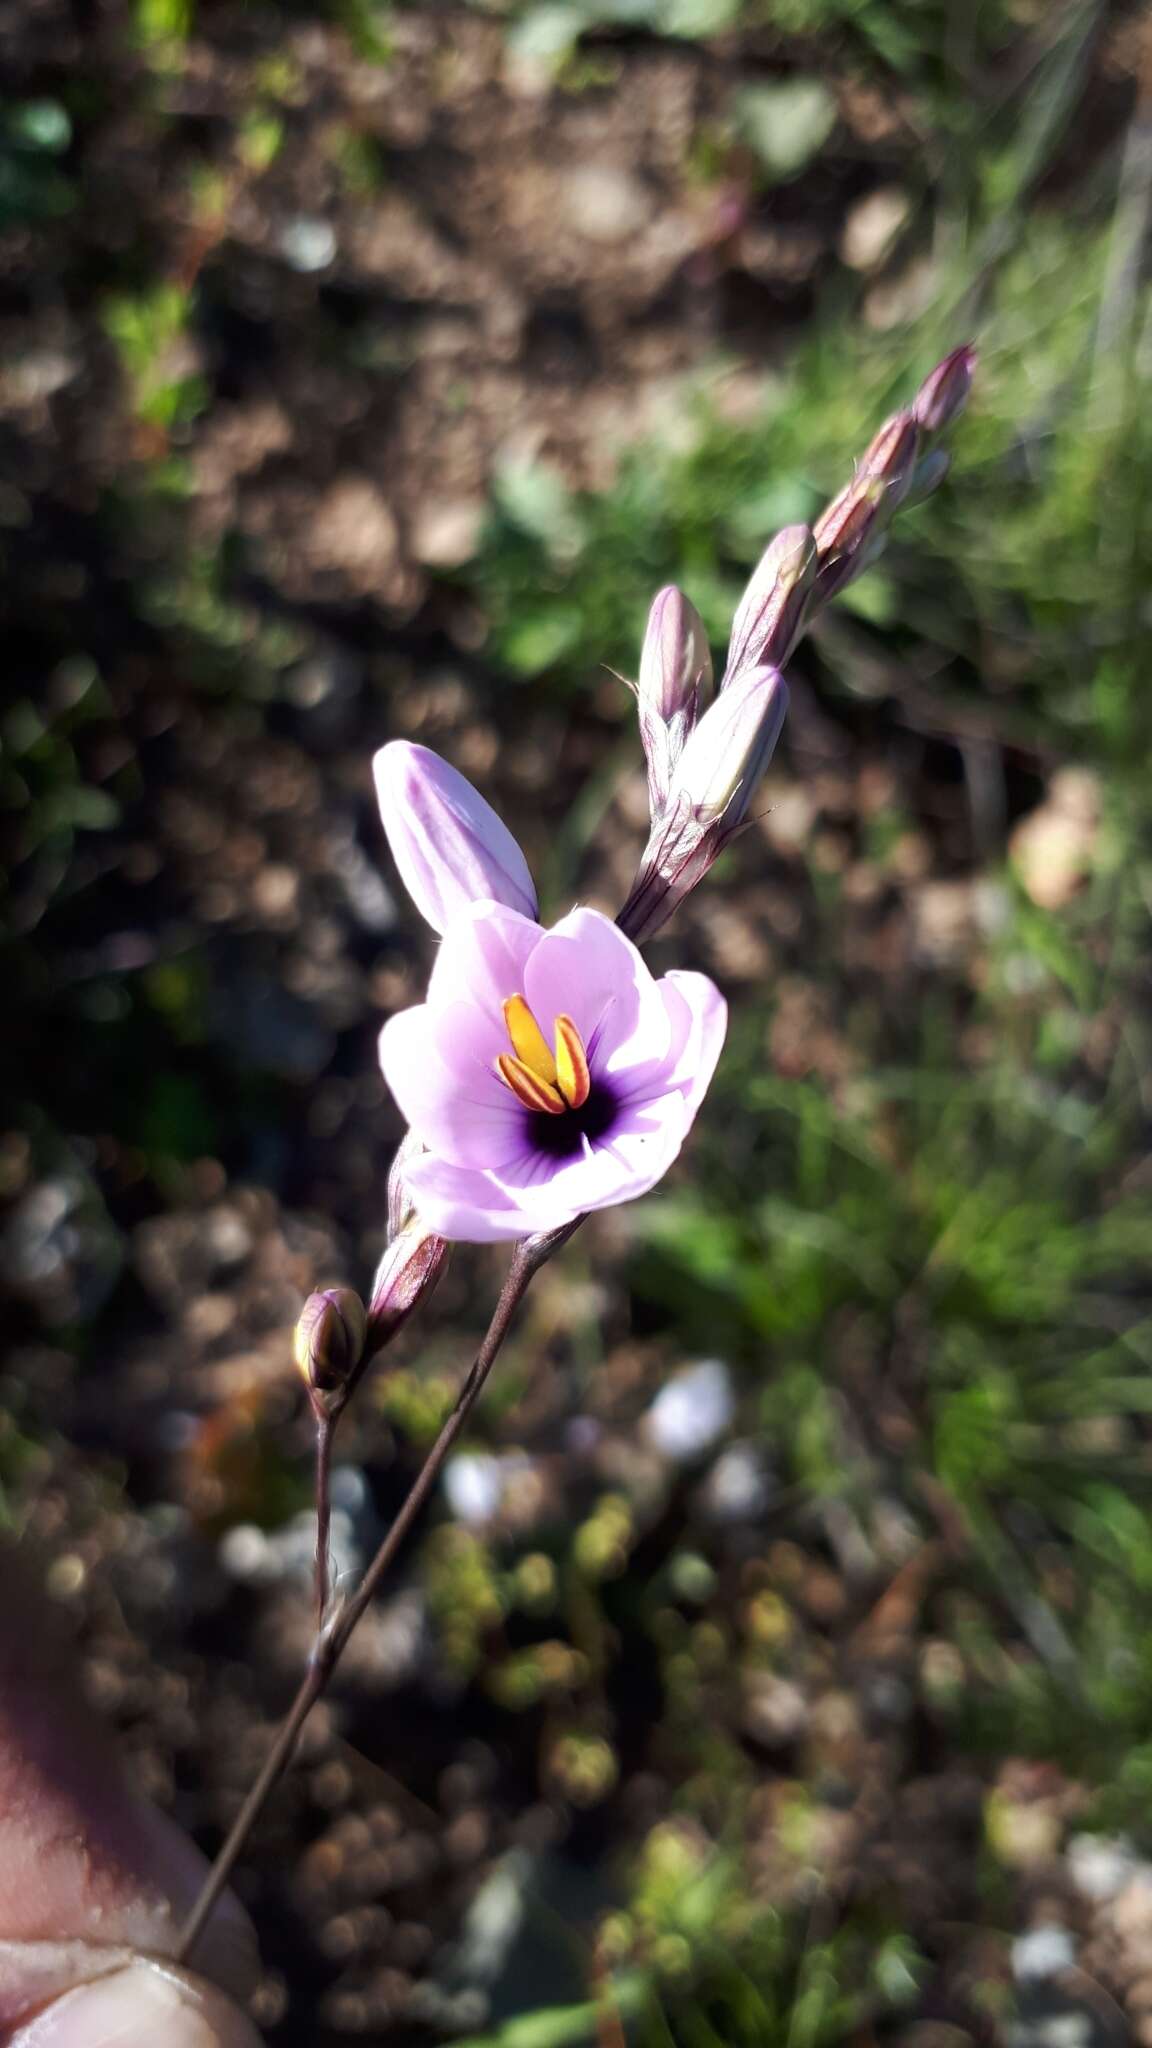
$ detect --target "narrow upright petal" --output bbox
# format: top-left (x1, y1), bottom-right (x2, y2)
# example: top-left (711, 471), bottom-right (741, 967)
top-left (375, 741), bottom-right (539, 934)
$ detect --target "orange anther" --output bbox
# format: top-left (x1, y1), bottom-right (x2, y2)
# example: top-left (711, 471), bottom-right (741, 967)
top-left (502, 994), bottom-right (557, 1085)
top-left (497, 1052), bottom-right (566, 1114)
top-left (553, 1014), bottom-right (590, 1109)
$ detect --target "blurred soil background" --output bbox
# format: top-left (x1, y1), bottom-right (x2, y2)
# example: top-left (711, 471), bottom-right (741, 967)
top-left (3, 0), bottom-right (1152, 2040)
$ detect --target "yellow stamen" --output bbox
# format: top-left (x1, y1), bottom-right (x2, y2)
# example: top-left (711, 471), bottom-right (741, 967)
top-left (503, 994), bottom-right (557, 1085)
top-left (553, 1014), bottom-right (591, 1109)
top-left (497, 1052), bottom-right (566, 1114)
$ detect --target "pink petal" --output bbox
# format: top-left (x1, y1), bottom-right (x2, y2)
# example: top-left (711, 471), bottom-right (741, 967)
top-left (654, 969), bottom-right (728, 1119)
top-left (428, 900), bottom-right (543, 1031)
top-left (374, 742), bottom-right (538, 934)
top-left (523, 908), bottom-right (670, 1074)
top-left (404, 1155), bottom-right (573, 1243)
top-left (378, 1007), bottom-right (527, 1171)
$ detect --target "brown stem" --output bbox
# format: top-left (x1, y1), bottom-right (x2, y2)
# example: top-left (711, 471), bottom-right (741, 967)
top-left (175, 1225), bottom-right (576, 1969)
top-left (314, 1409), bottom-right (335, 1626)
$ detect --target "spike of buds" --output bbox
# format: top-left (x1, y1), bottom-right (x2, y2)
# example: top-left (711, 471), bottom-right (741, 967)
top-left (295, 1288), bottom-right (368, 1411)
top-left (616, 344), bottom-right (973, 943)
top-left (723, 524), bottom-right (816, 685)
top-left (636, 586), bottom-right (712, 810)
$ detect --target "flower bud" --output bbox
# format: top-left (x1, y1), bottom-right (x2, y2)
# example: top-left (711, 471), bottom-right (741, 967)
top-left (637, 586), bottom-right (711, 811)
top-left (365, 1216), bottom-right (450, 1354)
top-left (639, 585), bottom-right (711, 720)
top-left (723, 525), bottom-right (816, 684)
top-left (813, 411), bottom-right (921, 603)
top-left (374, 741), bottom-right (538, 936)
top-left (295, 1287), bottom-right (368, 1404)
top-left (913, 343), bottom-right (975, 438)
top-left (668, 662), bottom-right (789, 827)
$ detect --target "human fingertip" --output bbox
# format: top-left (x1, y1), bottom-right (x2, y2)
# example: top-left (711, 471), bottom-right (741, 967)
top-left (8, 1959), bottom-right (264, 2048)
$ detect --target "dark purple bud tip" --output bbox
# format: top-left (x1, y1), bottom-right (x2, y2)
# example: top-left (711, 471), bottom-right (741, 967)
top-left (913, 344), bottom-right (976, 436)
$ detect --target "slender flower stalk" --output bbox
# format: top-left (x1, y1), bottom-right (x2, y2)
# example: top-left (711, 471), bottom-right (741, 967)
top-left (293, 1287), bottom-right (368, 1620)
top-left (176, 1225), bottom-right (574, 1971)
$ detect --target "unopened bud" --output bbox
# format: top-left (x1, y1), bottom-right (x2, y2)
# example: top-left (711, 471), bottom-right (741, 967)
top-left (639, 585), bottom-right (711, 721)
top-left (913, 343), bottom-right (975, 438)
top-left (723, 525), bottom-right (816, 683)
top-left (366, 1218), bottom-right (450, 1354)
top-left (669, 662), bottom-right (788, 826)
top-left (636, 586), bottom-right (711, 812)
top-left (813, 411), bottom-right (920, 602)
top-left (295, 1287), bottom-right (367, 1403)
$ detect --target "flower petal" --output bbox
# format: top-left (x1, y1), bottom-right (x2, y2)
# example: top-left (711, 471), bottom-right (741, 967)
top-left (379, 1007), bottom-right (528, 1170)
top-left (655, 969), bottom-right (728, 1120)
top-left (523, 908), bottom-right (670, 1075)
top-left (404, 1155), bottom-right (573, 1243)
top-left (375, 742), bottom-right (538, 933)
top-left (428, 901), bottom-right (543, 1031)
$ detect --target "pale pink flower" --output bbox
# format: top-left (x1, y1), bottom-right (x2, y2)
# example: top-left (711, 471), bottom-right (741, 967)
top-left (377, 897), bottom-right (725, 1243)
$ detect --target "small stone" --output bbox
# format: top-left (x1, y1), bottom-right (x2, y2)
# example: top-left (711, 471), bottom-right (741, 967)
top-left (309, 478), bottom-right (400, 594)
top-left (840, 187), bottom-right (911, 271)
top-left (1068, 1834), bottom-right (1142, 1902)
top-left (562, 165), bottom-right (652, 244)
top-left (410, 498), bottom-right (485, 569)
top-left (645, 1360), bottom-right (734, 1462)
top-left (743, 1673), bottom-right (809, 1747)
top-left (1010, 769), bottom-right (1101, 910)
top-left (1012, 1925), bottom-right (1076, 1981)
top-left (701, 1440), bottom-right (776, 1522)
top-left (278, 216), bottom-right (337, 272)
top-left (443, 1452), bottom-right (505, 1526)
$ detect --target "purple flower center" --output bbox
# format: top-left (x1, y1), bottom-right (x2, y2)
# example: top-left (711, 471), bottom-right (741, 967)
top-left (527, 1079), bottom-right (619, 1159)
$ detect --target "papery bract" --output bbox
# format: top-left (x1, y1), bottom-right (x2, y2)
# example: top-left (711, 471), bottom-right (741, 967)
top-left (375, 740), bottom-right (538, 934)
top-left (379, 901), bottom-right (726, 1242)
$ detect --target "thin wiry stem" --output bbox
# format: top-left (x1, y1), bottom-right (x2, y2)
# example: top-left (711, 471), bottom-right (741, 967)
top-left (314, 1408), bottom-right (335, 1626)
top-left (176, 1224), bottom-right (577, 1970)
